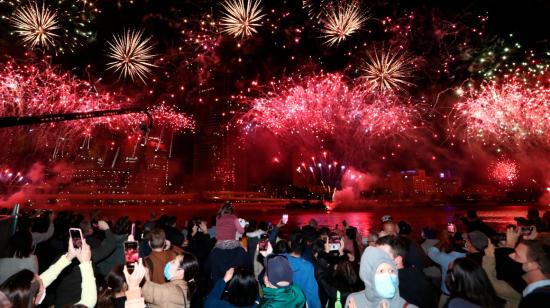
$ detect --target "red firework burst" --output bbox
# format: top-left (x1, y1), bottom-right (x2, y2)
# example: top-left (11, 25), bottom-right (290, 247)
top-left (489, 158), bottom-right (519, 186)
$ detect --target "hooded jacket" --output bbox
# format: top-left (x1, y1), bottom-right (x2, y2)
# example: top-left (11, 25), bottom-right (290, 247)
top-left (345, 247), bottom-right (414, 308)
top-left (259, 284), bottom-right (306, 308)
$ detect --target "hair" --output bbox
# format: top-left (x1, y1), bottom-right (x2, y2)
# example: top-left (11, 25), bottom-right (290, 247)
top-left (522, 240), bottom-right (550, 275)
top-left (258, 221), bottom-right (268, 232)
top-left (527, 208), bottom-right (540, 220)
top-left (333, 259), bottom-right (361, 292)
top-left (0, 270), bottom-right (39, 308)
top-left (375, 235), bottom-right (407, 258)
top-left (466, 210), bottom-right (477, 219)
top-left (97, 265), bottom-right (125, 308)
top-left (312, 239), bottom-right (326, 256)
top-left (448, 258), bottom-right (500, 308)
top-left (149, 228), bottom-right (166, 249)
top-left (345, 227), bottom-right (362, 261)
top-left (222, 267), bottom-right (259, 306)
top-left (5, 231), bottom-right (33, 258)
top-left (112, 217), bottom-right (130, 235)
top-left (217, 202), bottom-right (234, 217)
top-left (397, 221), bottom-right (412, 235)
top-left (177, 252), bottom-right (199, 300)
top-left (289, 231), bottom-right (305, 255)
top-left (79, 220), bottom-right (93, 236)
top-left (274, 240), bottom-right (290, 254)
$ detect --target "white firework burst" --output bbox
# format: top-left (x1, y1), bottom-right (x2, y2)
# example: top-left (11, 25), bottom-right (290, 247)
top-left (106, 29), bottom-right (157, 83)
top-left (321, 2), bottom-right (367, 46)
top-left (220, 0), bottom-right (265, 39)
top-left (361, 48), bottom-right (416, 92)
top-left (10, 1), bottom-right (60, 49)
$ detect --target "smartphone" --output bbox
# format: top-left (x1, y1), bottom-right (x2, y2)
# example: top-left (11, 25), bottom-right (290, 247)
top-left (238, 218), bottom-right (248, 228)
top-left (258, 234), bottom-right (269, 251)
top-left (124, 241), bottom-right (139, 272)
top-left (282, 214), bottom-right (288, 224)
top-left (69, 228), bottom-right (83, 249)
top-left (447, 222), bottom-right (456, 234)
top-left (329, 236), bottom-right (341, 251)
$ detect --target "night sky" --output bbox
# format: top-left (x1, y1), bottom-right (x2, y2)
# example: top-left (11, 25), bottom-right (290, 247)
top-left (0, 0), bottom-right (548, 190)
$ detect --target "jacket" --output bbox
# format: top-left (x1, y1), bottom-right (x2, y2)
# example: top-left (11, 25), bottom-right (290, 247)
top-left (259, 284), bottom-right (306, 308)
top-left (346, 247), bottom-right (414, 308)
top-left (97, 233), bottom-right (127, 277)
top-left (204, 279), bottom-right (258, 308)
top-left (284, 254), bottom-right (321, 308)
top-left (144, 249), bottom-right (179, 284)
top-left (142, 279), bottom-right (191, 308)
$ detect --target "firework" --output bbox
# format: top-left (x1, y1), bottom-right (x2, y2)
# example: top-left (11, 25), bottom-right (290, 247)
top-left (0, 61), bottom-right (194, 160)
top-left (106, 29), bottom-right (157, 83)
top-left (489, 159), bottom-right (518, 186)
top-left (219, 0), bottom-right (265, 39)
top-left (4, 0), bottom-right (98, 54)
top-left (10, 1), bottom-right (59, 49)
top-left (302, 0), bottom-right (332, 21)
top-left (239, 73), bottom-right (420, 165)
top-left (296, 151), bottom-right (347, 194)
top-left (321, 1), bottom-right (367, 46)
top-left (361, 48), bottom-right (416, 92)
top-left (453, 77), bottom-right (550, 148)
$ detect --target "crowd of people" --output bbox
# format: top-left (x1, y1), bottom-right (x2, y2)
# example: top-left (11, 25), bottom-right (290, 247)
top-left (0, 204), bottom-right (549, 308)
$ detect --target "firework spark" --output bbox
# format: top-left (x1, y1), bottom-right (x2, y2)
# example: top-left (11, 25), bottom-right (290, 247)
top-left (489, 158), bottom-right (518, 186)
top-left (0, 61), bottom-right (194, 159)
top-left (106, 29), bottom-right (157, 83)
top-left (453, 77), bottom-right (550, 148)
top-left (220, 0), bottom-right (265, 39)
top-left (321, 2), bottom-right (367, 46)
top-left (239, 74), bottom-right (420, 164)
top-left (10, 1), bottom-right (60, 49)
top-left (361, 48), bottom-right (416, 92)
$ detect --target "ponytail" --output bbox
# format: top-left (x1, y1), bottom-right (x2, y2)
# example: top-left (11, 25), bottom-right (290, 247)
top-left (97, 288), bottom-right (116, 308)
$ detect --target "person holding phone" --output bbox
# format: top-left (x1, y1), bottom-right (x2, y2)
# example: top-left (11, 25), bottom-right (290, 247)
top-left (0, 237), bottom-right (96, 308)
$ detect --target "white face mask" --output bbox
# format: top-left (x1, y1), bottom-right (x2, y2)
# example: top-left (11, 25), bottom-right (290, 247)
top-left (36, 289), bottom-right (46, 305)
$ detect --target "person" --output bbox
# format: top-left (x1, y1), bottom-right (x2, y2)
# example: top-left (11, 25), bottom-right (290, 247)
top-left (129, 252), bottom-right (199, 308)
top-left (204, 267), bottom-right (259, 308)
top-left (313, 238), bottom-right (363, 308)
top-left (0, 231), bottom-right (39, 285)
top-left (97, 217), bottom-right (131, 278)
top-left (283, 231), bottom-right (321, 308)
top-left (345, 246), bottom-right (412, 308)
top-left (397, 221), bottom-right (430, 270)
top-left (482, 240), bottom-right (521, 307)
top-left (446, 257), bottom-right (501, 307)
top-left (144, 228), bottom-right (182, 284)
top-left (527, 209), bottom-right (545, 231)
top-left (463, 231), bottom-right (489, 265)
top-left (427, 231), bottom-right (466, 296)
top-left (375, 235), bottom-right (439, 308)
top-left (260, 254), bottom-right (306, 308)
top-left (0, 238), bottom-right (96, 308)
top-left (379, 215), bottom-right (398, 237)
top-left (163, 216), bottom-right (185, 247)
top-left (97, 265), bottom-right (127, 308)
top-left (509, 240), bottom-right (550, 307)
top-left (29, 211), bottom-right (55, 250)
top-left (460, 210), bottom-right (497, 238)
top-left (205, 202), bottom-right (251, 285)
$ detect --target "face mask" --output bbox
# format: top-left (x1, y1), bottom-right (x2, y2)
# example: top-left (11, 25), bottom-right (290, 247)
top-left (164, 262), bottom-right (173, 281)
top-left (374, 273), bottom-right (398, 299)
top-left (36, 290), bottom-right (46, 305)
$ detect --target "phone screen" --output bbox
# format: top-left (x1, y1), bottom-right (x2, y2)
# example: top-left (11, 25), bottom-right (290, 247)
top-left (329, 236), bottom-right (340, 251)
top-left (282, 214), bottom-right (288, 224)
top-left (447, 223), bottom-right (456, 233)
top-left (69, 228), bottom-right (83, 249)
top-left (124, 241), bottom-right (139, 270)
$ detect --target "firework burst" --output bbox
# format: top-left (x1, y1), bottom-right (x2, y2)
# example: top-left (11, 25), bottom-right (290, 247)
top-left (220, 0), bottom-right (265, 39)
top-left (489, 158), bottom-right (519, 186)
top-left (453, 77), bottom-right (550, 148)
top-left (106, 29), bottom-right (157, 83)
top-left (321, 1), bottom-right (367, 46)
top-left (10, 1), bottom-right (60, 49)
top-left (361, 48), bottom-right (416, 92)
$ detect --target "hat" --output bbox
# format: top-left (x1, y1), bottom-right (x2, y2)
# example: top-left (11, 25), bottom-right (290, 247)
top-left (381, 215), bottom-right (393, 224)
top-left (466, 231), bottom-right (489, 252)
top-left (265, 255), bottom-right (293, 287)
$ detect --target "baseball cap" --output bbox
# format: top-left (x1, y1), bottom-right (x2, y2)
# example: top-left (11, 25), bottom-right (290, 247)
top-left (465, 231), bottom-right (489, 252)
top-left (265, 255), bottom-right (293, 287)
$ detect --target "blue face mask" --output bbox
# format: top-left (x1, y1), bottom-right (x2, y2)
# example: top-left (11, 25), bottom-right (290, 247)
top-left (374, 273), bottom-right (398, 299)
top-left (164, 262), bottom-right (173, 281)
